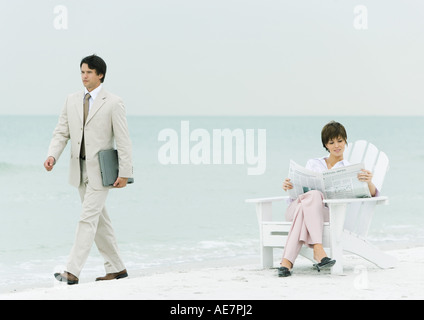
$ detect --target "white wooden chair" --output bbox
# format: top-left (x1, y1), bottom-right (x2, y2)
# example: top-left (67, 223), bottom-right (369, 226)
top-left (246, 140), bottom-right (398, 275)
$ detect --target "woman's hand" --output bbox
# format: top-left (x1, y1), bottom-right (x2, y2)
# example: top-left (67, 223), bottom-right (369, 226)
top-left (357, 169), bottom-right (377, 196)
top-left (357, 169), bottom-right (373, 183)
top-left (282, 178), bottom-right (293, 192)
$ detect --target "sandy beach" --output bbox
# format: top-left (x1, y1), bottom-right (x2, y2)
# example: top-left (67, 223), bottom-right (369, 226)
top-left (1, 246), bottom-right (423, 300)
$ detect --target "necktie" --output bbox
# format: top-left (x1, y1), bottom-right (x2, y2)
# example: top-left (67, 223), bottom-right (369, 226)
top-left (83, 93), bottom-right (90, 124)
top-left (80, 93), bottom-right (91, 159)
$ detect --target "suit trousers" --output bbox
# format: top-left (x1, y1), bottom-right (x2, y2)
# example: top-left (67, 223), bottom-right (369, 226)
top-left (66, 160), bottom-right (125, 277)
top-left (282, 190), bottom-right (329, 265)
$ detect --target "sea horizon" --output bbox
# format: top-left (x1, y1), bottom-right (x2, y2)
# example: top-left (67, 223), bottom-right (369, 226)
top-left (1, 115), bottom-right (423, 292)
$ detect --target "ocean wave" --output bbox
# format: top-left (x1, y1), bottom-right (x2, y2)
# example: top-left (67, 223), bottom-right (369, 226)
top-left (0, 162), bottom-right (41, 173)
top-left (0, 162), bottom-right (14, 170)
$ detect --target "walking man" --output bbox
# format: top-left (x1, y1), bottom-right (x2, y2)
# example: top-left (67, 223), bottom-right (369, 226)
top-left (44, 54), bottom-right (133, 284)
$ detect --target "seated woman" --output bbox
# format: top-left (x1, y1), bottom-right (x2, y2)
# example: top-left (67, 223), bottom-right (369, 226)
top-left (278, 121), bottom-right (378, 277)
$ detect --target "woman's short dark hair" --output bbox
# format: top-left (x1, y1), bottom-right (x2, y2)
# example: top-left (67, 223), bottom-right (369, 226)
top-left (321, 121), bottom-right (347, 151)
top-left (80, 54), bottom-right (107, 83)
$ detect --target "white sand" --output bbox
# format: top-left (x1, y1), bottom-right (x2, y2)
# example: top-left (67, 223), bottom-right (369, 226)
top-left (1, 246), bottom-right (423, 300)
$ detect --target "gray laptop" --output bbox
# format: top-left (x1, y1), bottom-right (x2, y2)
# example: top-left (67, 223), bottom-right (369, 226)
top-left (98, 149), bottom-right (134, 187)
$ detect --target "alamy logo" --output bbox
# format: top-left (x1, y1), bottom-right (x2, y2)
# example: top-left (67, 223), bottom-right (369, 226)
top-left (53, 5), bottom-right (68, 30)
top-left (158, 121), bottom-right (266, 175)
top-left (353, 5), bottom-right (368, 30)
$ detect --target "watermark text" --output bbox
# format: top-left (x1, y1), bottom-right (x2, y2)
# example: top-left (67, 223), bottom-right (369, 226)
top-left (158, 121), bottom-right (266, 175)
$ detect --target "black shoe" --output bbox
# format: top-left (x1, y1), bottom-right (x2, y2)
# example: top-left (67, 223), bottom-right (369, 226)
top-left (313, 257), bottom-right (336, 272)
top-left (278, 266), bottom-right (291, 277)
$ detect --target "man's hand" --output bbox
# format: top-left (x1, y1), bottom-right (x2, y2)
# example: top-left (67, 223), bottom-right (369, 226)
top-left (44, 156), bottom-right (56, 171)
top-left (113, 177), bottom-right (128, 188)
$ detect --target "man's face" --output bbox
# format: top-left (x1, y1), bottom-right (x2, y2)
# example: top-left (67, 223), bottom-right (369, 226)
top-left (81, 63), bottom-right (103, 91)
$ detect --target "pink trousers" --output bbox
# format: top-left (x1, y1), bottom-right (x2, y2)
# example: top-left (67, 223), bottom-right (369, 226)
top-left (282, 190), bottom-right (329, 265)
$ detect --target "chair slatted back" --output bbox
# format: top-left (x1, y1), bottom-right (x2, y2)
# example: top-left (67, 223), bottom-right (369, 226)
top-left (343, 140), bottom-right (389, 236)
top-left (345, 140), bottom-right (389, 191)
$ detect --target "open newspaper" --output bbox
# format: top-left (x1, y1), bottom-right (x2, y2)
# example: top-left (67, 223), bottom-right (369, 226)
top-left (287, 160), bottom-right (371, 200)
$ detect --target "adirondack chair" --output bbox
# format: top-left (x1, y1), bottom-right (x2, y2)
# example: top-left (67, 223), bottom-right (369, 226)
top-left (245, 140), bottom-right (398, 275)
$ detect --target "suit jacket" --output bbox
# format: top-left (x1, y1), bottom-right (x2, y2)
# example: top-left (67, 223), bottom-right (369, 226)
top-left (48, 87), bottom-right (133, 190)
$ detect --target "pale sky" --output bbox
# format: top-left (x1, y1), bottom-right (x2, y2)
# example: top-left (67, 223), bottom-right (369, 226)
top-left (0, 0), bottom-right (423, 116)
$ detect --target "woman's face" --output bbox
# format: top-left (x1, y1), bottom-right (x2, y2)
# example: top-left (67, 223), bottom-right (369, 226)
top-left (325, 136), bottom-right (346, 157)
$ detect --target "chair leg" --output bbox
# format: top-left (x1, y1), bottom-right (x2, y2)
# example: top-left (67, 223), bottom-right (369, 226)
top-left (329, 204), bottom-right (347, 275)
top-left (261, 246), bottom-right (274, 268)
top-left (342, 231), bottom-right (398, 269)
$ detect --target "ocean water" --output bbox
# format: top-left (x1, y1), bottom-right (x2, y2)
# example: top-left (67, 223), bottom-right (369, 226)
top-left (0, 115), bottom-right (423, 293)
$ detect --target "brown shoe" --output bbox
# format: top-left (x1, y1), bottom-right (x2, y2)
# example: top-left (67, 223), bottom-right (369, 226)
top-left (95, 269), bottom-right (128, 281)
top-left (54, 271), bottom-right (79, 285)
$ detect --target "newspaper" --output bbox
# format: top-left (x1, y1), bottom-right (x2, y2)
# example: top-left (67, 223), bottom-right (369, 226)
top-left (287, 160), bottom-right (371, 200)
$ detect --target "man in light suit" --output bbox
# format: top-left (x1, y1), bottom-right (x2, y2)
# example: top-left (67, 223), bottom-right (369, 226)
top-left (44, 55), bottom-right (133, 285)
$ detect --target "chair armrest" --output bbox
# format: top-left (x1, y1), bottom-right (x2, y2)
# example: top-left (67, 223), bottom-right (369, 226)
top-left (323, 196), bottom-right (388, 206)
top-left (246, 195), bottom-right (388, 205)
top-left (245, 196), bottom-right (289, 204)
top-left (245, 196), bottom-right (289, 222)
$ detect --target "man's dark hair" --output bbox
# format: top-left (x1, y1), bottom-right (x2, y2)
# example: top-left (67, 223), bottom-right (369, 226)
top-left (80, 54), bottom-right (107, 83)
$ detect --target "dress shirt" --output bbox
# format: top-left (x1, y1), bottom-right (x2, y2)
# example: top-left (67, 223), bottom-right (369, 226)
top-left (305, 156), bottom-right (351, 173)
top-left (84, 84), bottom-right (103, 112)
